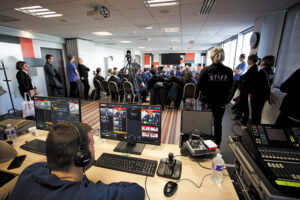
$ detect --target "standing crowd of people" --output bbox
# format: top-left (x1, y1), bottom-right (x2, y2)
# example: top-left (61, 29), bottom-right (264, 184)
top-left (15, 49), bottom-right (300, 147)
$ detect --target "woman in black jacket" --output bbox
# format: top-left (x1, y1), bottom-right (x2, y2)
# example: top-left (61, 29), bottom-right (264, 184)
top-left (234, 54), bottom-right (258, 126)
top-left (16, 61), bottom-right (34, 99)
top-left (248, 56), bottom-right (275, 124)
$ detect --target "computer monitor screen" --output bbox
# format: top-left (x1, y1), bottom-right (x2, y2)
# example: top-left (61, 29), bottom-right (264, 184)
top-left (99, 103), bottom-right (161, 146)
top-left (34, 96), bottom-right (81, 129)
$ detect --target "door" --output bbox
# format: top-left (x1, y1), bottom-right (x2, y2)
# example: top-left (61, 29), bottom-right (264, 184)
top-left (41, 48), bottom-right (67, 97)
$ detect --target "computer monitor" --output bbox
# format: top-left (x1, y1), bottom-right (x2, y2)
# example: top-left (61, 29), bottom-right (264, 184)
top-left (34, 96), bottom-right (81, 130)
top-left (99, 103), bottom-right (161, 155)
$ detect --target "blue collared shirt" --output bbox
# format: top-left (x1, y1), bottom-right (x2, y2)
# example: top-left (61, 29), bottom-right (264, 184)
top-left (66, 61), bottom-right (78, 82)
top-left (233, 61), bottom-right (246, 81)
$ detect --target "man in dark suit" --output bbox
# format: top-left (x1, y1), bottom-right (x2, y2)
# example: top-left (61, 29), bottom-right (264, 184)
top-left (77, 58), bottom-right (90, 100)
top-left (44, 54), bottom-right (63, 97)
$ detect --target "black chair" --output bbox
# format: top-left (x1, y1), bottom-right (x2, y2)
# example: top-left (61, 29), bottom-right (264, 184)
top-left (102, 80), bottom-right (109, 96)
top-left (93, 79), bottom-right (102, 100)
top-left (182, 83), bottom-right (196, 110)
top-left (123, 81), bottom-right (136, 103)
top-left (108, 81), bottom-right (120, 103)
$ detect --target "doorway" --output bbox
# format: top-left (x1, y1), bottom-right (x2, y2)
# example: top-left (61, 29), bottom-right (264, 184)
top-left (41, 48), bottom-right (67, 97)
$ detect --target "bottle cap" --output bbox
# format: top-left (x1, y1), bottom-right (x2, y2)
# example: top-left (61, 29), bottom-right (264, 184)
top-left (217, 153), bottom-right (222, 158)
top-left (6, 124), bottom-right (11, 128)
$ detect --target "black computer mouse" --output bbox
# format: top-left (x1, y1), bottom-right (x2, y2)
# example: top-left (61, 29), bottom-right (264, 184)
top-left (164, 181), bottom-right (178, 197)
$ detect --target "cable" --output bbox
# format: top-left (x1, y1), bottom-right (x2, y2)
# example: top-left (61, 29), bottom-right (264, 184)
top-left (177, 173), bottom-right (211, 189)
top-left (197, 161), bottom-right (211, 170)
top-left (145, 176), bottom-right (150, 200)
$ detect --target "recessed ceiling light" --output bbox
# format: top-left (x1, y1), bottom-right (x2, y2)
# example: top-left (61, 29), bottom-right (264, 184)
top-left (170, 38), bottom-right (181, 42)
top-left (15, 6), bottom-right (62, 18)
top-left (138, 47), bottom-right (146, 49)
top-left (145, 26), bottom-right (153, 30)
top-left (120, 41), bottom-right (132, 43)
top-left (27, 8), bottom-right (50, 13)
top-left (147, 2), bottom-right (178, 7)
top-left (34, 11), bottom-right (56, 16)
top-left (40, 14), bottom-right (63, 18)
top-left (93, 31), bottom-right (113, 36)
top-left (163, 27), bottom-right (180, 33)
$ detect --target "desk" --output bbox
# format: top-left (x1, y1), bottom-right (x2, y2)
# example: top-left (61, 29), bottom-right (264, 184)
top-left (0, 131), bottom-right (238, 200)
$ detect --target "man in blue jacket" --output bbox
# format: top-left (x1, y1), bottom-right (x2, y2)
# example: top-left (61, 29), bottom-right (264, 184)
top-left (9, 122), bottom-right (145, 200)
top-left (66, 54), bottom-right (80, 98)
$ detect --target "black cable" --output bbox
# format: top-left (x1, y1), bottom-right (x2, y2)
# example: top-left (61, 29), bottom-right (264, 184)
top-left (145, 176), bottom-right (150, 200)
top-left (197, 161), bottom-right (211, 170)
top-left (177, 173), bottom-right (211, 189)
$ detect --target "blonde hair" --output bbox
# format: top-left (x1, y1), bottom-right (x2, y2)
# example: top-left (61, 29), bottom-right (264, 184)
top-left (210, 47), bottom-right (225, 63)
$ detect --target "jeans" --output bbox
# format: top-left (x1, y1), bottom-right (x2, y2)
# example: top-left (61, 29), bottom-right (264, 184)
top-left (69, 81), bottom-right (78, 98)
top-left (210, 104), bottom-right (226, 147)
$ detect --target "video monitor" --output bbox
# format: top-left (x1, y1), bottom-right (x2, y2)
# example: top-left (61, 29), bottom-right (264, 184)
top-left (34, 96), bottom-right (81, 130)
top-left (99, 103), bottom-right (161, 154)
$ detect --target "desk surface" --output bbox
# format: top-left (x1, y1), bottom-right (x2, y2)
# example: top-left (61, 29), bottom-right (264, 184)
top-left (0, 130), bottom-right (238, 200)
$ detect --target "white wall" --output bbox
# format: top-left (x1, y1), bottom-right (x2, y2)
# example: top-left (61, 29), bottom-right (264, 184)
top-left (77, 39), bottom-right (126, 92)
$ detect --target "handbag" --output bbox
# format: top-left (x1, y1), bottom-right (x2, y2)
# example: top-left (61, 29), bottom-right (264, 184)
top-left (263, 70), bottom-right (277, 105)
top-left (22, 93), bottom-right (35, 118)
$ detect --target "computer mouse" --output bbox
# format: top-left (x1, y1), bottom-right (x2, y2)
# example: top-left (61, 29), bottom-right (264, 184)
top-left (163, 181), bottom-right (178, 197)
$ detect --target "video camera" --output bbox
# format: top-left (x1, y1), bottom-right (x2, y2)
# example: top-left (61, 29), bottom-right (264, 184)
top-left (125, 50), bottom-right (132, 62)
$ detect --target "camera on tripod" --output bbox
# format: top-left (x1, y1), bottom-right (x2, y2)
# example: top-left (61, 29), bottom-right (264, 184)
top-left (125, 50), bottom-right (132, 62)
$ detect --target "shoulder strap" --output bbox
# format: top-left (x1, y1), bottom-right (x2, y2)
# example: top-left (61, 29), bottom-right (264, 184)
top-left (263, 70), bottom-right (271, 90)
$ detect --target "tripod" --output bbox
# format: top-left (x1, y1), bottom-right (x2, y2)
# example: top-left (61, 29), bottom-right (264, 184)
top-left (0, 60), bottom-right (18, 115)
top-left (124, 57), bottom-right (141, 104)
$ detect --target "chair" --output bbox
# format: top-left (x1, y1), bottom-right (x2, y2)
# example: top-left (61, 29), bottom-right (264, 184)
top-left (93, 79), bottom-right (102, 100)
top-left (108, 81), bottom-right (121, 103)
top-left (123, 81), bottom-right (136, 103)
top-left (102, 80), bottom-right (109, 96)
top-left (182, 83), bottom-right (196, 110)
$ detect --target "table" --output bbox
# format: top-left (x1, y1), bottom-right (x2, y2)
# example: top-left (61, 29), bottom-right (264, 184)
top-left (0, 130), bottom-right (238, 200)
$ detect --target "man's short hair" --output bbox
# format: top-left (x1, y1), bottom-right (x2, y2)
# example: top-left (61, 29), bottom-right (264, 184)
top-left (248, 54), bottom-right (259, 64)
top-left (150, 69), bottom-right (156, 76)
top-left (67, 54), bottom-right (74, 61)
top-left (112, 70), bottom-right (118, 75)
top-left (46, 122), bottom-right (91, 172)
top-left (240, 54), bottom-right (246, 59)
top-left (113, 67), bottom-right (118, 70)
top-left (170, 69), bottom-right (175, 76)
top-left (46, 54), bottom-right (53, 60)
top-left (96, 68), bottom-right (101, 74)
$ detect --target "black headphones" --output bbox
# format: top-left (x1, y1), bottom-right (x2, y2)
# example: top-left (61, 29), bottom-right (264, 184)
top-left (69, 123), bottom-right (91, 168)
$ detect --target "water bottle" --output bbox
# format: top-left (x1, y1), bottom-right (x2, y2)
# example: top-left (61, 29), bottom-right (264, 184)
top-left (211, 153), bottom-right (225, 183)
top-left (5, 124), bottom-right (17, 144)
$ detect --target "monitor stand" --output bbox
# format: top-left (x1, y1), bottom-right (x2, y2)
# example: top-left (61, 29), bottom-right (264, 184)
top-left (113, 141), bottom-right (146, 155)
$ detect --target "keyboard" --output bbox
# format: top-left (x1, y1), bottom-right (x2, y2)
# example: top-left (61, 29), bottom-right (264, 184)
top-left (20, 139), bottom-right (46, 155)
top-left (94, 153), bottom-right (158, 177)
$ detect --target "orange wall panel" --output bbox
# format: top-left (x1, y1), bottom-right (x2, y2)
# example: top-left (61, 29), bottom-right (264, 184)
top-left (19, 37), bottom-right (35, 58)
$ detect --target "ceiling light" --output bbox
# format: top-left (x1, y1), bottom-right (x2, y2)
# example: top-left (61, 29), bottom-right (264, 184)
top-left (15, 6), bottom-right (62, 18)
top-left (34, 11), bottom-right (56, 16)
top-left (170, 38), bottom-right (181, 42)
top-left (144, 0), bottom-right (178, 7)
top-left (163, 27), bottom-right (180, 33)
top-left (120, 41), bottom-right (132, 43)
top-left (200, 0), bottom-right (216, 14)
top-left (27, 8), bottom-right (50, 13)
top-left (139, 47), bottom-right (146, 49)
top-left (19, 6), bottom-right (42, 10)
top-left (145, 26), bottom-right (153, 30)
top-left (40, 14), bottom-right (63, 18)
top-left (93, 31), bottom-right (113, 36)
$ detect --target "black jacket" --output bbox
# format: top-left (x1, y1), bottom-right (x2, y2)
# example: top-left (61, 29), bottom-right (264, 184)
top-left (44, 62), bottom-right (61, 87)
top-left (239, 65), bottom-right (258, 92)
top-left (197, 63), bottom-right (233, 105)
top-left (109, 75), bottom-right (122, 89)
top-left (248, 67), bottom-right (274, 101)
top-left (16, 70), bottom-right (34, 96)
top-left (279, 68), bottom-right (300, 119)
top-left (78, 64), bottom-right (90, 80)
top-left (147, 75), bottom-right (164, 91)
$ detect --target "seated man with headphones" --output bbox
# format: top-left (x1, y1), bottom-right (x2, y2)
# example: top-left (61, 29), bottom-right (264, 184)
top-left (9, 122), bottom-right (145, 200)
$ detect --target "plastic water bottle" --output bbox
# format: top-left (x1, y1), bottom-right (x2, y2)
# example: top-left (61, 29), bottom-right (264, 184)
top-left (5, 124), bottom-right (17, 144)
top-left (211, 153), bottom-right (225, 183)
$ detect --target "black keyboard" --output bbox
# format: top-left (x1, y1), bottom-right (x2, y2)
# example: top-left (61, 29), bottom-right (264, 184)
top-left (94, 153), bottom-right (157, 177)
top-left (20, 139), bottom-right (46, 155)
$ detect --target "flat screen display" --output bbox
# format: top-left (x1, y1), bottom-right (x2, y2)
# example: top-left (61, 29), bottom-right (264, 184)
top-left (34, 96), bottom-right (81, 130)
top-left (265, 128), bottom-right (288, 141)
top-left (161, 53), bottom-right (181, 64)
top-left (99, 103), bottom-right (161, 145)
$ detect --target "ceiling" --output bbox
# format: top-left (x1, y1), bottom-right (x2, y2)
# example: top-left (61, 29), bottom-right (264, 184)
top-left (0, 0), bottom-right (299, 51)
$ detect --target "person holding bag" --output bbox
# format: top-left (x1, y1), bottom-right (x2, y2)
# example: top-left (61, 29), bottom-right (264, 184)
top-left (248, 55), bottom-right (275, 124)
top-left (16, 61), bottom-right (36, 99)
